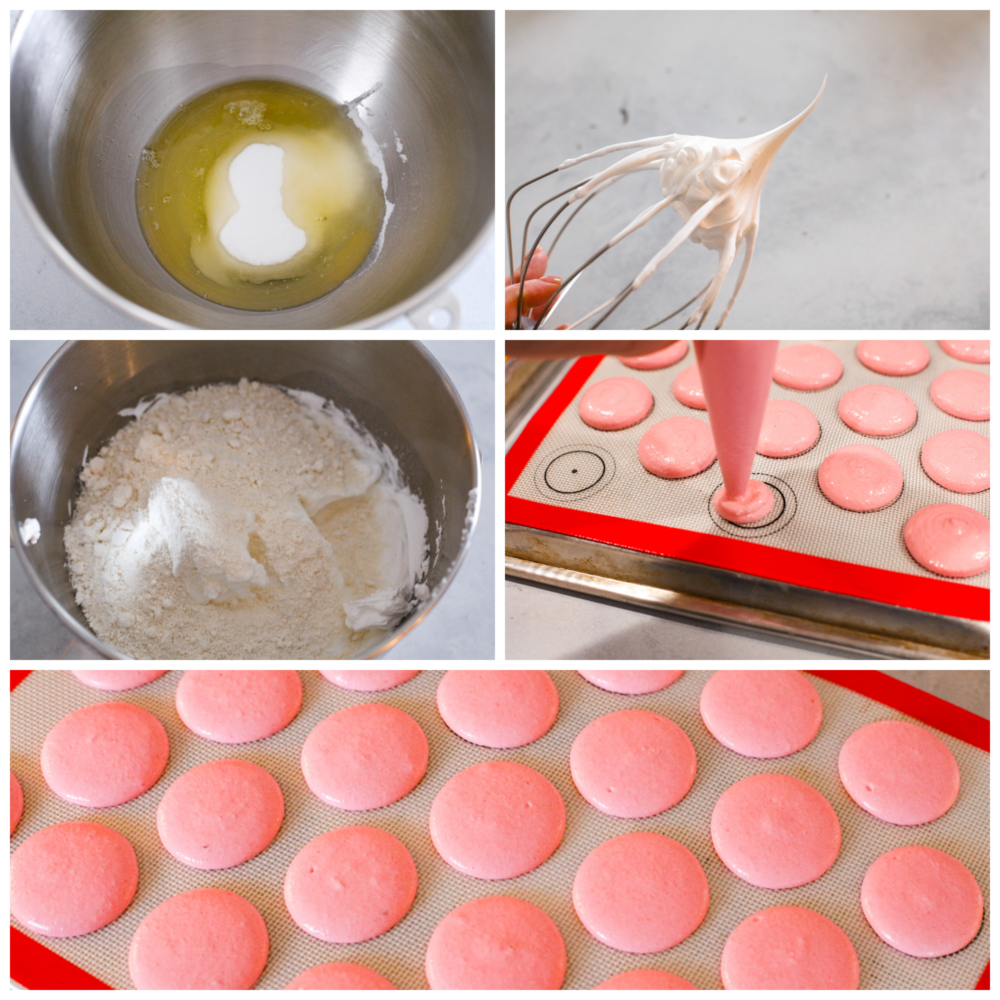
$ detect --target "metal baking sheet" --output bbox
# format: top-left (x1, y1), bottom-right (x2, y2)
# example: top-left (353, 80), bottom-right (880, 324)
top-left (506, 340), bottom-right (989, 656)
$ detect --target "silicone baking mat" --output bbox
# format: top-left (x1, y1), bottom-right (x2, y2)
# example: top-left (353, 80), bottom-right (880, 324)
top-left (10, 669), bottom-right (989, 990)
top-left (506, 341), bottom-right (989, 621)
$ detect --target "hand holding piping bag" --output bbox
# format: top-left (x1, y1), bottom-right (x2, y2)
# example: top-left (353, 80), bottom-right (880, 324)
top-left (505, 339), bottom-right (677, 359)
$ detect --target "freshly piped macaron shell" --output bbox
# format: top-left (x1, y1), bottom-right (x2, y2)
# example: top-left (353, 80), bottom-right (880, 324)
top-left (857, 340), bottom-right (930, 376)
top-left (920, 429), bottom-right (989, 493)
top-left (773, 343), bottom-right (843, 389)
top-left (301, 703), bottom-right (428, 810)
top-left (596, 969), bottom-right (697, 989)
top-left (618, 341), bottom-right (689, 369)
top-left (129, 887), bottom-right (268, 989)
top-left (578, 670), bottom-right (684, 695)
top-left (861, 846), bottom-right (983, 958)
top-left (929, 369), bottom-right (989, 421)
top-left (156, 759), bottom-right (284, 870)
top-left (579, 377), bottom-right (654, 430)
top-left (838, 384), bottom-right (917, 436)
top-left (176, 670), bottom-right (302, 744)
top-left (430, 760), bottom-right (565, 880)
top-left (41, 701), bottom-right (169, 807)
top-left (573, 832), bottom-right (709, 953)
top-left (757, 398), bottom-right (820, 457)
top-left (673, 364), bottom-right (706, 409)
top-left (11, 771), bottom-right (23, 834)
top-left (284, 826), bottom-right (418, 944)
top-left (818, 445), bottom-right (904, 512)
top-left (939, 340), bottom-right (989, 363)
top-left (638, 416), bottom-right (716, 479)
top-left (711, 773), bottom-right (841, 889)
top-left (436, 670), bottom-right (558, 749)
top-left (699, 670), bottom-right (822, 758)
top-left (838, 719), bottom-right (959, 825)
top-left (721, 906), bottom-right (859, 990)
top-left (571, 710), bottom-right (696, 819)
top-left (903, 503), bottom-right (990, 578)
top-left (71, 670), bottom-right (168, 691)
top-left (426, 896), bottom-right (567, 989)
top-left (11, 821), bottom-right (139, 937)
top-left (320, 670), bottom-right (419, 691)
top-left (285, 963), bottom-right (396, 989)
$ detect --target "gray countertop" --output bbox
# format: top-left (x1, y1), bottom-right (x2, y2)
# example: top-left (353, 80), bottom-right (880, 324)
top-left (10, 340), bottom-right (495, 660)
top-left (506, 11), bottom-right (987, 330)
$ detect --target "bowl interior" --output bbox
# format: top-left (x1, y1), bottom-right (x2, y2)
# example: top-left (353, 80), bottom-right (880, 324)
top-left (11, 341), bottom-right (479, 658)
top-left (11, 11), bottom-right (494, 328)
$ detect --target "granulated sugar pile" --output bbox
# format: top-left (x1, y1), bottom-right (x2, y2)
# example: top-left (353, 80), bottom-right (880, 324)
top-left (64, 379), bottom-right (428, 659)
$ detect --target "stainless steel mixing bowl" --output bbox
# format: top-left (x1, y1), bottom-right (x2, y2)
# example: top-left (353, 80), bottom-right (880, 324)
top-left (10, 341), bottom-right (481, 659)
top-left (11, 11), bottom-right (494, 329)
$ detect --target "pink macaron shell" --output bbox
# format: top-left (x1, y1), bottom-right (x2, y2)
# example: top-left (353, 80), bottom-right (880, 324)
top-left (12, 821), bottom-right (139, 938)
top-left (578, 670), bottom-right (684, 694)
top-left (573, 832), bottom-right (709, 954)
top-left (618, 341), bottom-right (689, 370)
top-left (818, 445), bottom-right (904, 512)
top-left (596, 969), bottom-right (697, 989)
top-left (429, 760), bottom-right (565, 880)
top-left (176, 670), bottom-right (302, 744)
top-left (284, 827), bottom-right (418, 944)
top-left (711, 773), bottom-right (841, 889)
top-left (857, 340), bottom-right (930, 376)
top-left (41, 701), bottom-right (169, 807)
top-left (672, 364), bottom-right (706, 409)
top-left (70, 670), bottom-right (168, 691)
top-left (772, 343), bottom-right (843, 390)
top-left (838, 384), bottom-right (917, 436)
top-left (579, 377), bottom-right (654, 430)
top-left (156, 759), bottom-right (284, 870)
top-left (903, 503), bottom-right (990, 578)
top-left (699, 670), bottom-right (822, 759)
top-left (285, 962), bottom-right (396, 989)
top-left (129, 887), bottom-right (268, 989)
top-left (11, 771), bottom-right (24, 835)
top-left (425, 896), bottom-right (567, 990)
top-left (939, 340), bottom-right (989, 363)
top-left (320, 670), bottom-right (420, 692)
top-left (571, 710), bottom-right (696, 819)
top-left (638, 416), bottom-right (716, 479)
top-left (861, 846), bottom-right (983, 959)
top-left (838, 720), bottom-right (959, 825)
top-left (713, 479), bottom-right (775, 525)
top-left (721, 906), bottom-right (859, 989)
top-left (756, 398), bottom-right (821, 457)
top-left (301, 703), bottom-right (428, 810)
top-left (929, 369), bottom-right (989, 421)
top-left (920, 429), bottom-right (989, 493)
top-left (436, 670), bottom-right (558, 749)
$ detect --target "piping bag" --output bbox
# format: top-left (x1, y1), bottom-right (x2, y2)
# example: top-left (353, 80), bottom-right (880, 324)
top-left (694, 341), bottom-right (779, 523)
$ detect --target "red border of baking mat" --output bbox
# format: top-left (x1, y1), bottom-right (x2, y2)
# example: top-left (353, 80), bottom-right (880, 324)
top-left (505, 356), bottom-right (990, 622)
top-left (10, 669), bottom-right (989, 990)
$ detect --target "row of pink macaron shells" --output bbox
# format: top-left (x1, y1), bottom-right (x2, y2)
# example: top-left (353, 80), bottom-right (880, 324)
top-left (439, 669), bottom-right (981, 988)
top-left (11, 670), bottom-right (420, 991)
top-left (580, 344), bottom-right (989, 577)
top-left (588, 340), bottom-right (988, 473)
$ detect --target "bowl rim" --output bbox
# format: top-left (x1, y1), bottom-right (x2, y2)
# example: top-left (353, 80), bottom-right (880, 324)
top-left (10, 9), bottom-right (495, 331)
top-left (10, 339), bottom-right (483, 660)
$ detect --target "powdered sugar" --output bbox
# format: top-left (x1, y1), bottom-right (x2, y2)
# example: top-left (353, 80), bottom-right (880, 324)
top-left (65, 379), bottom-right (429, 659)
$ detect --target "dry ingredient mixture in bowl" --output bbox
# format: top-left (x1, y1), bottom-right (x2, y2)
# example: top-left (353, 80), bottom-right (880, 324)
top-left (65, 381), bottom-right (428, 659)
top-left (11, 341), bottom-right (480, 660)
